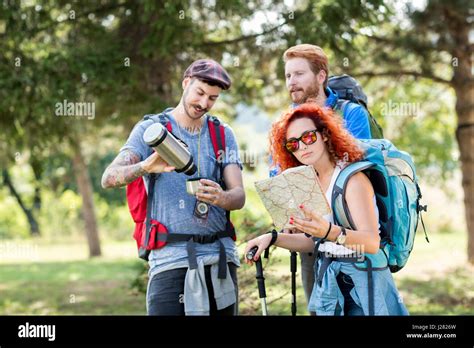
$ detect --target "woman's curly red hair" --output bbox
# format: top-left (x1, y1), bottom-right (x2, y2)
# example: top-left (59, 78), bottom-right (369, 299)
top-left (269, 103), bottom-right (364, 171)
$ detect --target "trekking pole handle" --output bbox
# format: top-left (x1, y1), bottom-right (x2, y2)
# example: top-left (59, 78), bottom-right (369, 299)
top-left (247, 246), bottom-right (267, 299)
top-left (246, 246), bottom-right (259, 261)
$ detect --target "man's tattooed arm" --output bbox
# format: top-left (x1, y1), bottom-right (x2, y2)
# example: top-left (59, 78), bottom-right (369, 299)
top-left (101, 150), bottom-right (147, 189)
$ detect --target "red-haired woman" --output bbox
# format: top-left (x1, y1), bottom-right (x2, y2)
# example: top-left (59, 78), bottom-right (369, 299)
top-left (245, 103), bottom-right (408, 316)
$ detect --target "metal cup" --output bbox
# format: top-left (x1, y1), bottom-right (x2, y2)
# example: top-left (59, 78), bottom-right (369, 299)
top-left (186, 177), bottom-right (204, 196)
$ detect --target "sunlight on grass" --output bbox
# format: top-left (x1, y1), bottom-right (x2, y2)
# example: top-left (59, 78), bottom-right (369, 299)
top-left (0, 255), bottom-right (145, 315)
top-left (0, 238), bottom-right (137, 264)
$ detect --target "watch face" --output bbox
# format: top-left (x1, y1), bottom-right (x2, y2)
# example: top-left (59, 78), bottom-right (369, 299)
top-left (337, 234), bottom-right (346, 245)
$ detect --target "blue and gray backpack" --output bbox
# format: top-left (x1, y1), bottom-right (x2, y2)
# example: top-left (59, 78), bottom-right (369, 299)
top-left (331, 139), bottom-right (429, 273)
top-left (329, 74), bottom-right (384, 139)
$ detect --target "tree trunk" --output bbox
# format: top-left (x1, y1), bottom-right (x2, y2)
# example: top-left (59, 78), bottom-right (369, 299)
top-left (30, 157), bottom-right (42, 212)
top-left (2, 169), bottom-right (40, 236)
top-left (451, 23), bottom-right (474, 264)
top-left (454, 89), bottom-right (474, 264)
top-left (71, 141), bottom-right (102, 257)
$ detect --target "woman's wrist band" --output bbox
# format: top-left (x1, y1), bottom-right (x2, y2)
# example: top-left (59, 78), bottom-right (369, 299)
top-left (322, 222), bottom-right (332, 241)
top-left (268, 229), bottom-right (278, 247)
top-left (264, 230), bottom-right (278, 259)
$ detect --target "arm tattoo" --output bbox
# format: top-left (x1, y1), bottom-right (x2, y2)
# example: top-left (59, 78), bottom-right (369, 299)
top-left (101, 150), bottom-right (147, 188)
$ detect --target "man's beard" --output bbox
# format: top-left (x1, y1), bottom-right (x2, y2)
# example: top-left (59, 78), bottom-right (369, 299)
top-left (183, 101), bottom-right (206, 120)
top-left (290, 83), bottom-right (320, 104)
top-left (183, 90), bottom-right (207, 120)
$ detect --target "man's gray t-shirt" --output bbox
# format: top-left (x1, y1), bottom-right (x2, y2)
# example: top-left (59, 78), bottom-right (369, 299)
top-left (120, 109), bottom-right (242, 276)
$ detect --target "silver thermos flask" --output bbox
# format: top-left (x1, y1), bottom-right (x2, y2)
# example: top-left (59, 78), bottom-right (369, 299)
top-left (142, 123), bottom-right (197, 175)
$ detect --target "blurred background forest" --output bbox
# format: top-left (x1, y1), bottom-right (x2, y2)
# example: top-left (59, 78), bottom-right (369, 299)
top-left (0, 0), bottom-right (473, 315)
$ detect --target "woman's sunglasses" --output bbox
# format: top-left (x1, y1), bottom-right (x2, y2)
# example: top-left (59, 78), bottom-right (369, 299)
top-left (285, 129), bottom-right (319, 153)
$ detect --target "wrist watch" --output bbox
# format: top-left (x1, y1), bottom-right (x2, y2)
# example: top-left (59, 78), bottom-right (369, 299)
top-left (335, 227), bottom-right (347, 245)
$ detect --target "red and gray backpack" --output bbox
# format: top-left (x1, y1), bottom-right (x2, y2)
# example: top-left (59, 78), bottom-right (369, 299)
top-left (125, 110), bottom-right (235, 276)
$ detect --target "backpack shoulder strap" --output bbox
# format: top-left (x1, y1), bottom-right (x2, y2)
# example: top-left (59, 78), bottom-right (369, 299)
top-left (207, 115), bottom-right (226, 159)
top-left (140, 112), bottom-right (171, 195)
top-left (143, 172), bottom-right (157, 254)
top-left (207, 115), bottom-right (226, 185)
top-left (138, 110), bottom-right (173, 260)
top-left (143, 110), bottom-right (173, 132)
top-left (331, 161), bottom-right (376, 229)
top-left (335, 99), bottom-right (351, 119)
top-left (206, 115), bottom-right (235, 238)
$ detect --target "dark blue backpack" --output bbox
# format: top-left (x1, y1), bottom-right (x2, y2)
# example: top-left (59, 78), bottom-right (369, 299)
top-left (329, 74), bottom-right (384, 139)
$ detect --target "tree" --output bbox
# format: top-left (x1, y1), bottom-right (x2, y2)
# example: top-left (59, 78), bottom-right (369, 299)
top-left (2, 168), bottom-right (40, 236)
top-left (0, 1), bottom-right (129, 256)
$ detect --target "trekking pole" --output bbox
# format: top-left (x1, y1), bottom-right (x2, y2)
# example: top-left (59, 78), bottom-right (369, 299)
top-left (247, 246), bottom-right (268, 316)
top-left (290, 251), bottom-right (297, 316)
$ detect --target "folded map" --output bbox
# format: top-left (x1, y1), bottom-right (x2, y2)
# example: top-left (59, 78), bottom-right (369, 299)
top-left (254, 165), bottom-right (331, 230)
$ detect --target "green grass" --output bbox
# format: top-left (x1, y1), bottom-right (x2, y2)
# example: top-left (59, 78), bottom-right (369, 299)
top-left (391, 230), bottom-right (474, 315)
top-left (397, 267), bottom-right (474, 315)
top-left (0, 258), bottom-right (145, 315)
top-left (1, 231), bottom-right (473, 315)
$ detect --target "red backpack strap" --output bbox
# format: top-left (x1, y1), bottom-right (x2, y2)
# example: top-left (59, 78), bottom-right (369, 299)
top-left (207, 116), bottom-right (236, 241)
top-left (207, 116), bottom-right (225, 160)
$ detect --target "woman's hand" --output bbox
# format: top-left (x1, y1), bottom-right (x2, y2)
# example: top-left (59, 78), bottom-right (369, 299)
top-left (282, 227), bottom-right (302, 234)
top-left (243, 234), bottom-right (273, 266)
top-left (290, 204), bottom-right (331, 239)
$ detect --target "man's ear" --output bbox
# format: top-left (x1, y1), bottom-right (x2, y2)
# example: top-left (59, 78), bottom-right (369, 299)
top-left (317, 70), bottom-right (327, 86)
top-left (182, 77), bottom-right (191, 90)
